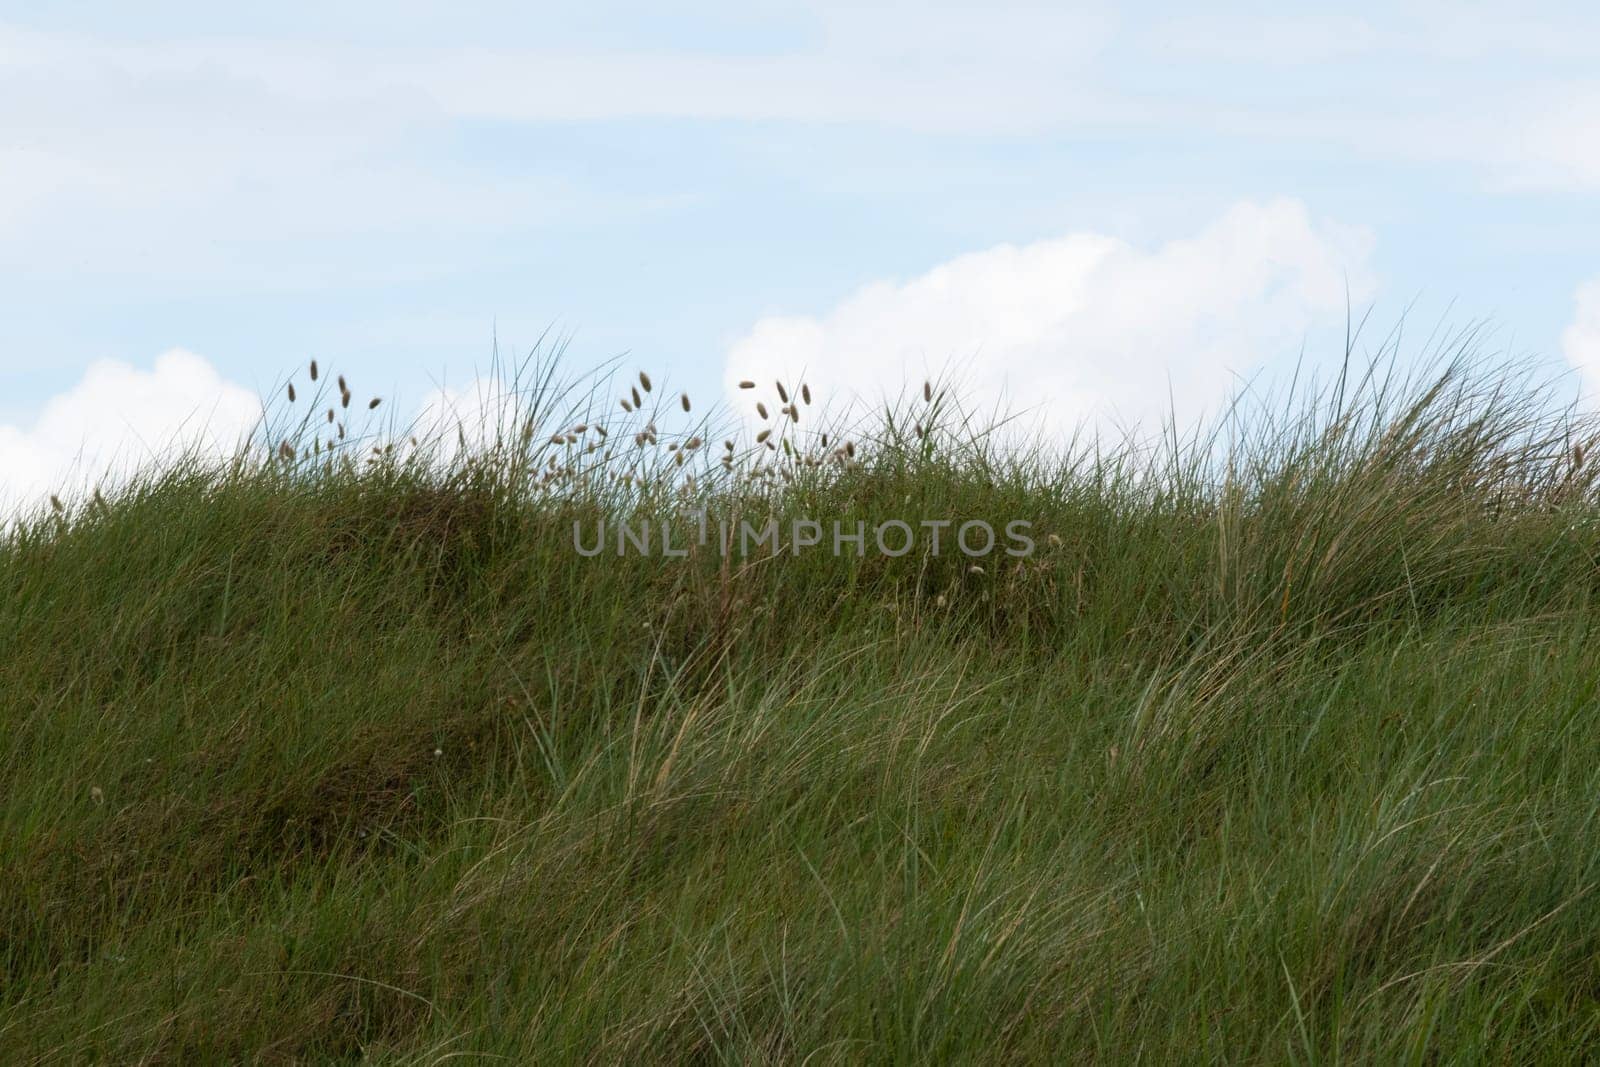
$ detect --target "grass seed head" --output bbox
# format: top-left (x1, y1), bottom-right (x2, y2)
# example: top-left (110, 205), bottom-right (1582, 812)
top-left (776, 382), bottom-right (789, 403)
top-left (757, 402), bottom-right (769, 420)
top-left (639, 371), bottom-right (652, 392)
top-left (681, 393), bottom-right (691, 412)
top-left (368, 397), bottom-right (381, 409)
top-left (738, 379), bottom-right (756, 389)
top-left (631, 386), bottom-right (642, 408)
top-left (287, 383), bottom-right (296, 402)
top-left (802, 383), bottom-right (811, 405)
top-left (924, 380), bottom-right (933, 402)
top-left (309, 359), bottom-right (319, 381)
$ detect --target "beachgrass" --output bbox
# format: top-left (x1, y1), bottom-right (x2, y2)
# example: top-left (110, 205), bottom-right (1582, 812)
top-left (4, 328), bottom-right (1600, 1062)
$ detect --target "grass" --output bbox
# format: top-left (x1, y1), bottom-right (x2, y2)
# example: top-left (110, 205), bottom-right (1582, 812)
top-left (5, 328), bottom-right (1600, 1062)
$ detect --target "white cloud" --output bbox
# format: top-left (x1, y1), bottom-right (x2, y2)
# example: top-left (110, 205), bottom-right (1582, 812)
top-left (411, 378), bottom-right (529, 464)
top-left (0, 9), bottom-right (1118, 135)
top-left (0, 24), bottom-right (687, 283)
top-left (723, 198), bottom-right (1376, 439)
top-left (1562, 278), bottom-right (1600, 399)
top-left (0, 350), bottom-right (261, 517)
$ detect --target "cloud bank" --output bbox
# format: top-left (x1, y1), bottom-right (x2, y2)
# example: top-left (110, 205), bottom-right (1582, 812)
top-left (0, 350), bottom-right (260, 517)
top-left (723, 198), bottom-right (1376, 439)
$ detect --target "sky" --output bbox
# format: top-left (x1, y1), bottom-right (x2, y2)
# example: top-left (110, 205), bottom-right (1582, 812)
top-left (4, 1), bottom-right (1600, 509)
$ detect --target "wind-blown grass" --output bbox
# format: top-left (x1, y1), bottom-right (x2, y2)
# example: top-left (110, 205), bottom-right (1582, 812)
top-left (4, 327), bottom-right (1600, 1062)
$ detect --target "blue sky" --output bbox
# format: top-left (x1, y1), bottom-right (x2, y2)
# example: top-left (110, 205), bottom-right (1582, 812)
top-left (4, 2), bottom-right (1600, 506)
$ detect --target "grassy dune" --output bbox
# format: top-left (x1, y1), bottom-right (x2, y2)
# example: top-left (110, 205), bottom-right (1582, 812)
top-left (5, 341), bottom-right (1600, 1062)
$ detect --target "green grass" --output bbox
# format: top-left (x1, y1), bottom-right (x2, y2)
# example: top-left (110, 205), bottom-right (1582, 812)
top-left (5, 337), bottom-right (1600, 1062)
